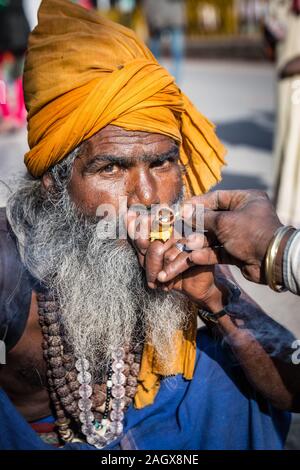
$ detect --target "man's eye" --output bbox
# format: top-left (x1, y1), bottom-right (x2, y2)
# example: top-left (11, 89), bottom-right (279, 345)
top-left (151, 158), bottom-right (174, 169)
top-left (100, 164), bottom-right (120, 174)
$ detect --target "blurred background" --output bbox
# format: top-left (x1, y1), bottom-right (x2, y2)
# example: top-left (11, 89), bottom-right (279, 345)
top-left (0, 0), bottom-right (299, 449)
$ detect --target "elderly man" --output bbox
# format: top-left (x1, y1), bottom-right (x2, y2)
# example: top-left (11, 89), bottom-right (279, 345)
top-left (0, 0), bottom-right (299, 450)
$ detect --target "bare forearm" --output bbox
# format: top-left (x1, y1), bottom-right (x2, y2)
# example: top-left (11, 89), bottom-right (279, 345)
top-left (207, 279), bottom-right (300, 411)
top-left (216, 313), bottom-right (296, 410)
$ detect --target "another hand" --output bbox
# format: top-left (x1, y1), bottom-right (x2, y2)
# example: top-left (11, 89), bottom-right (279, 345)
top-left (126, 212), bottom-right (228, 313)
top-left (181, 190), bottom-right (283, 284)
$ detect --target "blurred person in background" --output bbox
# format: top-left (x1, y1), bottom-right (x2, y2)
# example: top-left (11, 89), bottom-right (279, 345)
top-left (142, 0), bottom-right (186, 83)
top-left (263, 3), bottom-right (286, 62)
top-left (0, 0), bottom-right (30, 133)
top-left (22, 0), bottom-right (41, 30)
top-left (270, 0), bottom-right (300, 228)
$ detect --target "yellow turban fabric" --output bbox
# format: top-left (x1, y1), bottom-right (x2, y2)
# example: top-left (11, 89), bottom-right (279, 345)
top-left (24, 0), bottom-right (225, 194)
top-left (23, 0), bottom-right (226, 408)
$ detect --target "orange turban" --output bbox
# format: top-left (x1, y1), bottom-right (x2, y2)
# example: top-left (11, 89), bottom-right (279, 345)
top-left (24, 0), bottom-right (226, 195)
top-left (23, 0), bottom-right (226, 408)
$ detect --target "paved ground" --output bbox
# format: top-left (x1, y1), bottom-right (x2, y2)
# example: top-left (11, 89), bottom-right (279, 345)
top-left (0, 59), bottom-right (299, 448)
top-left (181, 60), bottom-right (300, 449)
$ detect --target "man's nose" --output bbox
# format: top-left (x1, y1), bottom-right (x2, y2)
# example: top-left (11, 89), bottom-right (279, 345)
top-left (127, 168), bottom-right (160, 208)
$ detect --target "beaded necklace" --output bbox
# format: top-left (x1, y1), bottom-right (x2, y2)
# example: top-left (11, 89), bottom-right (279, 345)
top-left (37, 291), bottom-right (143, 447)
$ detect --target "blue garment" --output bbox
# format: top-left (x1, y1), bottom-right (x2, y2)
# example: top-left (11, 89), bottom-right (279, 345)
top-left (30, 415), bottom-right (55, 424)
top-left (0, 328), bottom-right (290, 450)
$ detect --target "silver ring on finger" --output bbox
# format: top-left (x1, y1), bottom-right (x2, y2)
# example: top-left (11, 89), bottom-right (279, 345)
top-left (175, 242), bottom-right (193, 253)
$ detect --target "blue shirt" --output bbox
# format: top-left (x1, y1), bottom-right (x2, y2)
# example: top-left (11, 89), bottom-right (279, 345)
top-left (0, 328), bottom-right (290, 450)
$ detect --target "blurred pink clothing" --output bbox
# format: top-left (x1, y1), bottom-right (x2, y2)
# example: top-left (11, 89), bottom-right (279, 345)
top-left (75, 0), bottom-right (93, 9)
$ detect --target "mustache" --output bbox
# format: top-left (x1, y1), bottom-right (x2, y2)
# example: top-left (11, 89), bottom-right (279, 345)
top-left (95, 190), bottom-right (185, 243)
top-left (6, 175), bottom-right (190, 381)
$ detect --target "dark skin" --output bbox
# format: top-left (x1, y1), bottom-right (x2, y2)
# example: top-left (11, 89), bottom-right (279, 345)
top-left (66, 126), bottom-right (181, 216)
top-left (280, 56), bottom-right (300, 79)
top-left (0, 126), bottom-right (299, 424)
top-left (0, 292), bottom-right (51, 421)
top-left (163, 190), bottom-right (293, 285)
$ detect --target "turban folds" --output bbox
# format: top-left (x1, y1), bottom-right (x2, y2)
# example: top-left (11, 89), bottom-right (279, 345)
top-left (24, 0), bottom-right (226, 195)
top-left (23, 0), bottom-right (226, 408)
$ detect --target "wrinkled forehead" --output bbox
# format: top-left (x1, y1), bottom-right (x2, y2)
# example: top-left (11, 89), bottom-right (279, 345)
top-left (78, 125), bottom-right (179, 164)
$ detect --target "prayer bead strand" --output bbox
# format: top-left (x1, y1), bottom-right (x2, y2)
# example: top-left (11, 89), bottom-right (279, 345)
top-left (37, 291), bottom-right (143, 447)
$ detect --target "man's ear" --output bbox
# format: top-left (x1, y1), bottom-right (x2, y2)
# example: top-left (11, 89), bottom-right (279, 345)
top-left (41, 172), bottom-right (54, 195)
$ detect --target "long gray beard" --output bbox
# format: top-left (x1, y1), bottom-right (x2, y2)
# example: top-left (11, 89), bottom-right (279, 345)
top-left (7, 178), bottom-right (190, 380)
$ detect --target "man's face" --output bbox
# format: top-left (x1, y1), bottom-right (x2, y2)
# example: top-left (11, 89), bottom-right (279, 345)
top-left (67, 125), bottom-right (183, 216)
top-left (8, 125), bottom-right (188, 374)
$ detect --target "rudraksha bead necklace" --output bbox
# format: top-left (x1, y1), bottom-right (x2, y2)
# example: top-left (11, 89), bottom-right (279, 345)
top-left (37, 291), bottom-right (143, 447)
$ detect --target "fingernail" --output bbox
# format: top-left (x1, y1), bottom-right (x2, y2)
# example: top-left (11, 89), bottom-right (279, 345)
top-left (157, 271), bottom-right (167, 281)
top-left (148, 282), bottom-right (156, 289)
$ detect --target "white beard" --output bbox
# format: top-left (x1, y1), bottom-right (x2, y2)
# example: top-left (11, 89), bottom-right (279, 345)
top-left (7, 176), bottom-right (191, 380)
